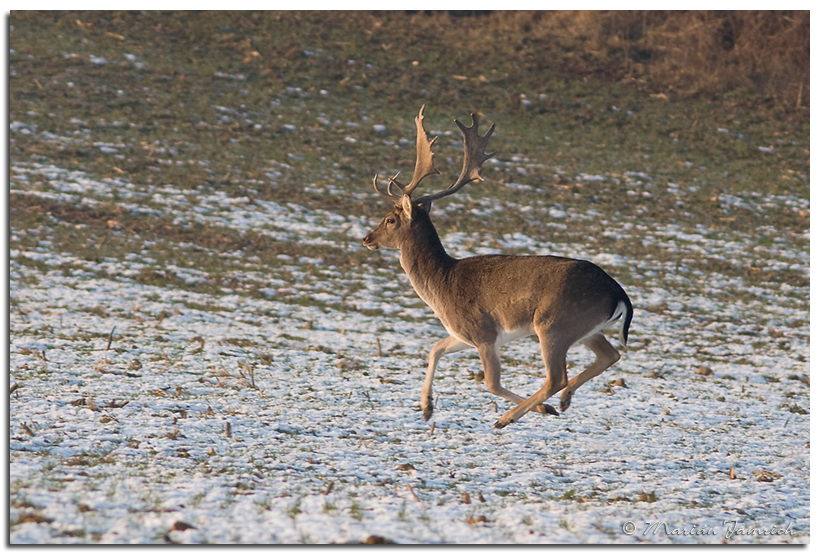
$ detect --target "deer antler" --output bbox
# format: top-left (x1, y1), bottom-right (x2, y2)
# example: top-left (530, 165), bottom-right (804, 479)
top-left (372, 106), bottom-right (494, 205)
top-left (373, 105), bottom-right (440, 203)
top-left (372, 171), bottom-right (403, 201)
top-left (414, 113), bottom-right (495, 205)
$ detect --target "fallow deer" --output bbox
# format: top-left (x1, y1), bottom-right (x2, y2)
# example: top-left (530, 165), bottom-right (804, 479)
top-left (363, 106), bottom-right (633, 428)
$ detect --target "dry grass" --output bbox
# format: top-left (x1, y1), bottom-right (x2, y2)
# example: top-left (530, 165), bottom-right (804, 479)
top-left (487, 11), bottom-right (809, 111)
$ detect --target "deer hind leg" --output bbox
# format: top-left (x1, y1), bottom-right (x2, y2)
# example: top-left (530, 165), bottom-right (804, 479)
top-left (477, 342), bottom-right (559, 420)
top-left (422, 335), bottom-right (469, 421)
top-left (491, 331), bottom-right (569, 429)
top-left (559, 333), bottom-right (620, 412)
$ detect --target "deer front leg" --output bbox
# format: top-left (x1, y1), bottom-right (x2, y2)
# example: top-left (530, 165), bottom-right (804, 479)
top-left (422, 336), bottom-right (469, 421)
top-left (477, 342), bottom-right (559, 420)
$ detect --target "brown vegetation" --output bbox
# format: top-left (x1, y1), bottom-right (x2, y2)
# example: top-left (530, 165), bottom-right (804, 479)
top-left (452, 11), bottom-right (809, 111)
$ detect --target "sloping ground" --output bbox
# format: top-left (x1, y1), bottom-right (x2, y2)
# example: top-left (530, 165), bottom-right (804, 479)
top-left (9, 11), bottom-right (808, 544)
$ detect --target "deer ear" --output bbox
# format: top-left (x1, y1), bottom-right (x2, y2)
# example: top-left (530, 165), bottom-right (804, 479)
top-left (418, 200), bottom-right (432, 214)
top-left (401, 195), bottom-right (414, 218)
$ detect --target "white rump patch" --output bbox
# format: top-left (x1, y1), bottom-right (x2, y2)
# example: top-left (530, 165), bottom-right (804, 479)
top-left (577, 301), bottom-right (629, 346)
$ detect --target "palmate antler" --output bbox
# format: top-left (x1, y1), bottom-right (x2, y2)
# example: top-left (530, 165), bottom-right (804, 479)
top-left (415, 113), bottom-right (495, 205)
top-left (372, 105), bottom-right (440, 202)
top-left (373, 105), bottom-right (495, 205)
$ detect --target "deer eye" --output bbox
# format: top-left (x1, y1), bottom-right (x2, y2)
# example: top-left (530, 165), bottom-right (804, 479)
top-left (386, 217), bottom-right (396, 225)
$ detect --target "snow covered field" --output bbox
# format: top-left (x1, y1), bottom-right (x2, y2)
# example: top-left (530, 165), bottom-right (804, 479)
top-left (8, 148), bottom-right (809, 543)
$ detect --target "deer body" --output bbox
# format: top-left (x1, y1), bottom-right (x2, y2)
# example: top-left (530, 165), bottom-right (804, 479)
top-left (363, 107), bottom-right (632, 428)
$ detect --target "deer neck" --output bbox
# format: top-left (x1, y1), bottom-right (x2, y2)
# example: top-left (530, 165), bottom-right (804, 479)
top-left (399, 223), bottom-right (456, 308)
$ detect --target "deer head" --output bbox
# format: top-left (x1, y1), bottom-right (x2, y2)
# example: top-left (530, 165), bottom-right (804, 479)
top-left (362, 196), bottom-right (420, 251)
top-left (362, 105), bottom-right (495, 251)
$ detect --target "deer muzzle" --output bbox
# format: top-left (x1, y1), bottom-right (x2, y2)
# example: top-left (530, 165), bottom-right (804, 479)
top-left (362, 233), bottom-right (380, 250)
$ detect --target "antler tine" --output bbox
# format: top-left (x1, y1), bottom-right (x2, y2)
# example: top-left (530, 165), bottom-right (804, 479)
top-left (373, 173), bottom-right (402, 202)
top-left (390, 105), bottom-right (441, 197)
top-left (415, 112), bottom-right (495, 205)
top-left (386, 172), bottom-right (404, 198)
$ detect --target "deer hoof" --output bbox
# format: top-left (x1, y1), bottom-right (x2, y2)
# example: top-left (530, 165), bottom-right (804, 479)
top-left (533, 403), bottom-right (559, 416)
top-left (422, 403), bottom-right (433, 421)
top-left (493, 415), bottom-right (516, 429)
top-left (559, 390), bottom-right (573, 412)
